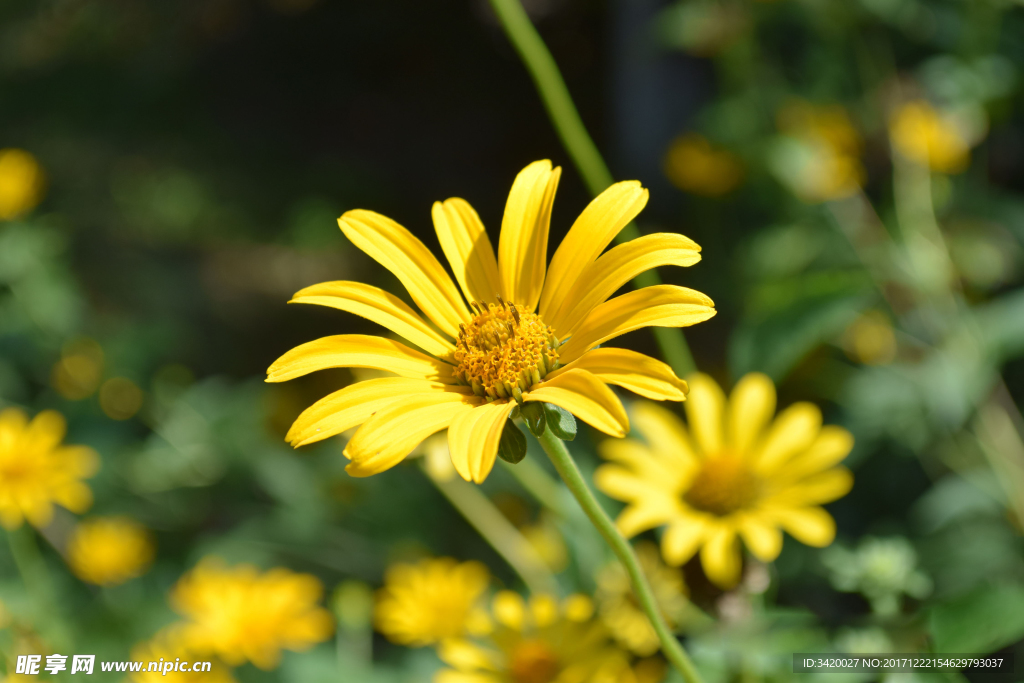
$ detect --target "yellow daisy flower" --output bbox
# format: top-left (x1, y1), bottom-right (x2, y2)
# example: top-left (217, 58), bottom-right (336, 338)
top-left (0, 408), bottom-right (99, 530)
top-left (268, 160), bottom-right (715, 483)
top-left (375, 557), bottom-right (491, 646)
top-left (66, 516), bottom-right (155, 586)
top-left (0, 148), bottom-right (46, 221)
top-left (435, 591), bottom-right (642, 683)
top-left (664, 134), bottom-right (744, 197)
top-left (130, 631), bottom-right (236, 683)
top-left (889, 100), bottom-right (971, 174)
top-left (595, 373), bottom-right (854, 588)
top-left (596, 541), bottom-right (688, 657)
top-left (169, 558), bottom-right (334, 670)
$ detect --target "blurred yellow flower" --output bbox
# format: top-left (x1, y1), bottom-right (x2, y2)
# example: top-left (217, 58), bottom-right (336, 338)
top-left (596, 374), bottom-right (854, 588)
top-left (889, 100), bottom-right (971, 174)
top-left (773, 102), bottom-right (865, 203)
top-left (130, 631), bottom-right (236, 683)
top-left (664, 134), bottom-right (744, 197)
top-left (268, 160), bottom-right (714, 483)
top-left (66, 516), bottom-right (155, 586)
top-left (170, 558), bottom-right (334, 670)
top-left (596, 541), bottom-right (688, 656)
top-left (0, 408), bottom-right (99, 530)
top-left (99, 377), bottom-right (144, 420)
top-left (51, 338), bottom-right (105, 401)
top-left (375, 557), bottom-right (491, 646)
top-left (435, 591), bottom-right (644, 683)
top-left (0, 148), bottom-right (46, 220)
top-left (841, 311), bottom-right (897, 366)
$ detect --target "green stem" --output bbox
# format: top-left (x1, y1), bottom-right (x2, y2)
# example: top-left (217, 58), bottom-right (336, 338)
top-left (423, 464), bottom-right (559, 596)
top-left (6, 526), bottom-right (69, 649)
top-left (536, 428), bottom-right (705, 683)
top-left (485, 0), bottom-right (696, 377)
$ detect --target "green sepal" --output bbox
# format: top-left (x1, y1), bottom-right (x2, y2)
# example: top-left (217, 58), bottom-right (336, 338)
top-left (509, 404), bottom-right (521, 421)
top-left (497, 419), bottom-right (527, 464)
top-left (519, 401), bottom-right (547, 437)
top-left (543, 403), bottom-right (577, 441)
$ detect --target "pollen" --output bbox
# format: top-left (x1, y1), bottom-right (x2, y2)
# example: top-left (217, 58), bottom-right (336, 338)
top-left (454, 300), bottom-right (559, 400)
top-left (683, 454), bottom-right (760, 517)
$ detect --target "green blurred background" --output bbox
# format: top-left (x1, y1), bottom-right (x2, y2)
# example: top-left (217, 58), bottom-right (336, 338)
top-left (2, 0), bottom-right (1024, 680)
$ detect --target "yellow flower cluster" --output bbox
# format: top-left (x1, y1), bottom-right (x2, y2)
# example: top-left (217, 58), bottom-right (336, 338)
top-left (168, 558), bottom-right (334, 670)
top-left (0, 148), bottom-right (45, 220)
top-left (0, 408), bottom-right (99, 529)
top-left (67, 516), bottom-right (155, 586)
top-left (375, 557), bottom-right (661, 683)
top-left (596, 373), bottom-right (854, 587)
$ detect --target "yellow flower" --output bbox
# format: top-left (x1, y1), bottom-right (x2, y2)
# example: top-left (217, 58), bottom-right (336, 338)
top-left (435, 591), bottom-right (643, 683)
top-left (130, 631), bottom-right (236, 683)
top-left (268, 160), bottom-right (715, 483)
top-left (595, 373), bottom-right (854, 588)
top-left (0, 148), bottom-right (46, 220)
top-left (170, 558), bottom-right (334, 670)
top-left (841, 311), bottom-right (897, 366)
top-left (773, 102), bottom-right (865, 203)
top-left (889, 100), bottom-right (971, 174)
top-left (66, 516), bottom-right (155, 586)
top-left (0, 408), bottom-right (99, 530)
top-left (596, 541), bottom-right (688, 656)
top-left (375, 557), bottom-right (491, 646)
top-left (664, 134), bottom-right (744, 197)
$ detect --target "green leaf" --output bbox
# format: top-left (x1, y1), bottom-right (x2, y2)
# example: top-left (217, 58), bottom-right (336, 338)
top-left (496, 419), bottom-right (527, 464)
top-left (929, 583), bottom-right (1024, 653)
top-left (543, 403), bottom-right (577, 441)
top-left (519, 401), bottom-right (546, 437)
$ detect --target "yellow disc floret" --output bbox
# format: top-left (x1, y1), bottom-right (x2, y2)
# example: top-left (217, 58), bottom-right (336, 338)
top-left (454, 299), bottom-right (559, 400)
top-left (683, 454), bottom-right (760, 517)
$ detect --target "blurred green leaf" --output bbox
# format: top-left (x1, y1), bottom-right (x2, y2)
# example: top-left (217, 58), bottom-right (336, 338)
top-left (928, 583), bottom-right (1024, 653)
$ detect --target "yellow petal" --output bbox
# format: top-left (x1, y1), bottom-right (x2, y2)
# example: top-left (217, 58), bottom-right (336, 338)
top-left (631, 402), bottom-right (700, 470)
top-left (594, 464), bottom-right (657, 501)
top-left (549, 234), bottom-right (701, 336)
top-left (339, 209), bottom-right (471, 337)
top-left (547, 348), bottom-right (688, 401)
top-left (289, 281), bottom-right (454, 358)
top-left (54, 482), bottom-right (93, 514)
top-left (772, 507), bottom-right (836, 547)
top-left (437, 639), bottom-right (496, 671)
top-left (525, 369), bottom-right (628, 437)
top-left (684, 373), bottom-right (726, 457)
top-left (432, 198), bottom-right (501, 305)
top-left (540, 181), bottom-right (649, 317)
top-left (27, 410), bottom-right (67, 452)
top-left (497, 160), bottom-right (561, 312)
top-left (597, 438), bottom-right (692, 493)
top-left (286, 378), bottom-right (462, 447)
top-left (782, 426), bottom-right (854, 479)
top-left (774, 468), bottom-right (853, 506)
top-left (558, 285), bottom-right (716, 364)
top-left (615, 499), bottom-right (679, 538)
top-left (727, 372), bottom-right (776, 456)
top-left (738, 515), bottom-right (783, 562)
top-left (662, 515), bottom-right (710, 565)
top-left (344, 393), bottom-right (481, 477)
top-left (753, 402), bottom-right (822, 475)
top-left (435, 671), bottom-right (499, 683)
top-left (447, 400), bottom-right (516, 483)
top-left (266, 335), bottom-right (454, 383)
top-left (700, 524), bottom-right (742, 588)
top-left (493, 590), bottom-right (526, 630)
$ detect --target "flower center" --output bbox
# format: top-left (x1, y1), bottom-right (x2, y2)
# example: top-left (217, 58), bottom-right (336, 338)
top-left (683, 455), bottom-right (760, 517)
top-left (509, 639), bottom-right (560, 683)
top-left (454, 299), bottom-right (559, 400)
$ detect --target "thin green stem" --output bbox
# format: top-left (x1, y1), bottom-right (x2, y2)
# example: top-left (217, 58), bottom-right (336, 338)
top-left (536, 428), bottom-right (705, 683)
top-left (6, 526), bottom-right (69, 648)
top-left (485, 0), bottom-right (696, 376)
top-left (423, 463), bottom-right (558, 596)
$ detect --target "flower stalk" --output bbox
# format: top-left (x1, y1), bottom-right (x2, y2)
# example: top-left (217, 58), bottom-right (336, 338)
top-left (535, 427), bottom-right (705, 683)
top-left (6, 527), bottom-right (70, 649)
top-left (484, 0), bottom-right (696, 376)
